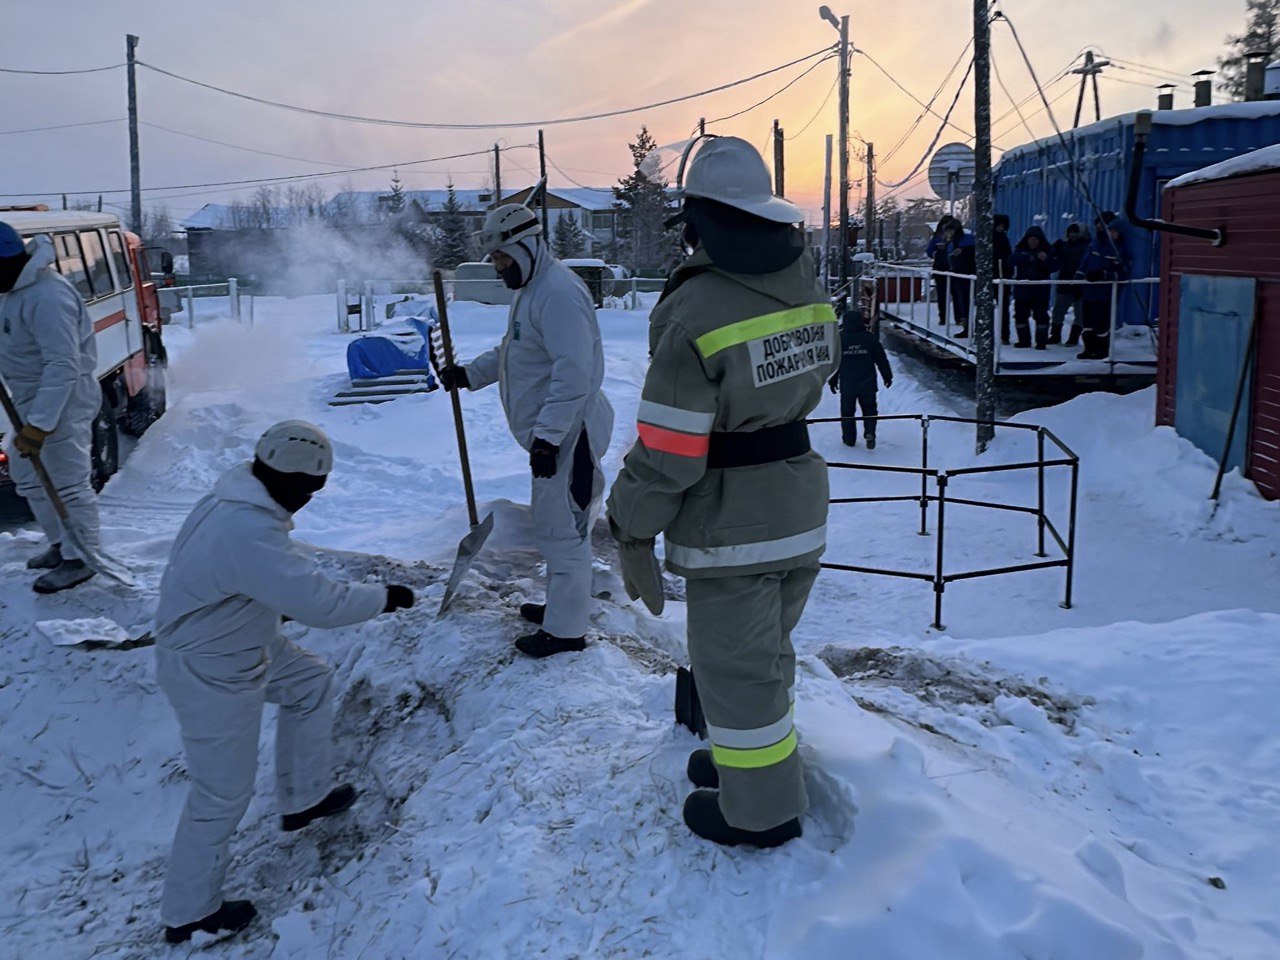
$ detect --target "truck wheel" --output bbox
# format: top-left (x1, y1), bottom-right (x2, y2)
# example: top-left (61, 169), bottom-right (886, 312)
top-left (91, 399), bottom-right (120, 492)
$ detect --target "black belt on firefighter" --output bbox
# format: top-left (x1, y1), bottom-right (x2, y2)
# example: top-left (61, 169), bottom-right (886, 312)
top-left (706, 421), bottom-right (811, 469)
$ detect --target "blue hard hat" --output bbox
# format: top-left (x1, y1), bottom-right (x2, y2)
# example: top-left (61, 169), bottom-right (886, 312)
top-left (0, 221), bottom-right (25, 258)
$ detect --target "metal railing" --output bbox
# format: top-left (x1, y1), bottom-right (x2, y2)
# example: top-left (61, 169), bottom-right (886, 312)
top-left (812, 413), bottom-right (1080, 630)
top-left (866, 262), bottom-right (1159, 374)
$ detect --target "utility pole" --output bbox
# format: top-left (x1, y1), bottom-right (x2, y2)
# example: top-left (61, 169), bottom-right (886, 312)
top-left (1070, 51), bottom-right (1110, 128)
top-left (821, 134), bottom-right (833, 288)
top-left (537, 129), bottom-right (548, 235)
top-left (837, 14), bottom-right (850, 294)
top-left (493, 143), bottom-right (502, 207)
top-left (973, 0), bottom-right (996, 452)
top-left (772, 119), bottom-right (785, 196)
top-left (864, 141), bottom-right (875, 258)
top-left (698, 116), bottom-right (706, 137)
top-left (126, 34), bottom-right (142, 234)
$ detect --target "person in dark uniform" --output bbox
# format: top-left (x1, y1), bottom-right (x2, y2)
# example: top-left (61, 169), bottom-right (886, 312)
top-left (828, 300), bottom-right (893, 449)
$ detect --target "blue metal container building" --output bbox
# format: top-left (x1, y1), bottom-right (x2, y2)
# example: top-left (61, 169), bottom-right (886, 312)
top-left (992, 101), bottom-right (1280, 326)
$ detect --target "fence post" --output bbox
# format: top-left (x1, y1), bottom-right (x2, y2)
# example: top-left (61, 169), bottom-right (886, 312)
top-left (1062, 457), bottom-right (1079, 610)
top-left (1035, 429), bottom-right (1047, 557)
top-left (248, 294), bottom-right (255, 328)
top-left (933, 473), bottom-right (948, 630)
top-left (186, 286), bottom-right (195, 329)
top-left (229, 277), bottom-right (240, 323)
top-left (919, 417), bottom-right (930, 536)
top-left (363, 281), bottom-right (373, 331)
top-left (1108, 280), bottom-right (1119, 374)
top-left (630, 276), bottom-right (639, 311)
top-left (336, 280), bottom-right (348, 333)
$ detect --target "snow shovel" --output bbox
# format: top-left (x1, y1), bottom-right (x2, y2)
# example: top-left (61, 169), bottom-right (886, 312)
top-left (0, 376), bottom-right (135, 588)
top-left (430, 271), bottom-right (494, 615)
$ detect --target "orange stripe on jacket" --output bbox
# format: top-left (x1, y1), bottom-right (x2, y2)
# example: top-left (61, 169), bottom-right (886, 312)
top-left (637, 423), bottom-right (710, 458)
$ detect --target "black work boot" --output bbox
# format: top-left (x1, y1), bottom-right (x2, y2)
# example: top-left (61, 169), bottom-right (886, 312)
top-left (865, 434), bottom-right (877, 450)
top-left (32, 559), bottom-right (95, 594)
top-left (682, 790), bottom-right (801, 848)
top-left (687, 749), bottom-right (719, 789)
top-left (515, 630), bottom-right (586, 659)
top-left (26, 543), bottom-right (62, 570)
top-left (519, 603), bottom-right (546, 625)
top-left (164, 900), bottom-right (257, 944)
top-left (281, 784), bottom-right (357, 832)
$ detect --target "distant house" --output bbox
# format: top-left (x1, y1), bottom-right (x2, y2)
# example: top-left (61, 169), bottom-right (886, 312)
top-left (499, 186), bottom-right (621, 256)
top-left (326, 188), bottom-right (497, 233)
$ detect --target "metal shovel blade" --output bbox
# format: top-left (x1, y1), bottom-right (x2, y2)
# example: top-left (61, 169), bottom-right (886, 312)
top-left (437, 511), bottom-right (495, 616)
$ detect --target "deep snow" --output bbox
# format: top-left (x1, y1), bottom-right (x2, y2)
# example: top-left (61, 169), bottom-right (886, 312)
top-left (1, 294), bottom-right (1277, 959)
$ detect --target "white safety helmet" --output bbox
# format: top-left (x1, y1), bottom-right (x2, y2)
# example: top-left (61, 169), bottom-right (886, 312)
top-left (474, 203), bottom-right (542, 257)
top-left (254, 420), bottom-right (333, 476)
top-left (680, 136), bottom-right (804, 224)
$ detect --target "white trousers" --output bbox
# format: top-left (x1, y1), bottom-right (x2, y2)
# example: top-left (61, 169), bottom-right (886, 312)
top-left (530, 430), bottom-right (602, 639)
top-left (157, 635), bottom-right (335, 926)
top-left (5, 382), bottom-right (101, 562)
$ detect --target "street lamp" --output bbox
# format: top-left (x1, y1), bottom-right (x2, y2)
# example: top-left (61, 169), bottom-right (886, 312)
top-left (818, 6), bottom-right (851, 294)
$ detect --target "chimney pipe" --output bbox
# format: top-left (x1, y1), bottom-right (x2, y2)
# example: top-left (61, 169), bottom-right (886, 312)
top-left (1157, 83), bottom-right (1175, 110)
top-left (1245, 52), bottom-right (1268, 101)
top-left (1193, 69), bottom-right (1214, 108)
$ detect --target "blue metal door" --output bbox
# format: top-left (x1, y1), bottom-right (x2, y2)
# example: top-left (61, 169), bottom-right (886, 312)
top-left (1175, 275), bottom-right (1257, 471)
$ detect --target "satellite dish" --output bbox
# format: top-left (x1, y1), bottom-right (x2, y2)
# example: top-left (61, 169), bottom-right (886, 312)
top-left (928, 143), bottom-right (976, 202)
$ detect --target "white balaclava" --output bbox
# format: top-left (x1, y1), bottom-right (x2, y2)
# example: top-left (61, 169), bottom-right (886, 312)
top-left (497, 235), bottom-right (543, 290)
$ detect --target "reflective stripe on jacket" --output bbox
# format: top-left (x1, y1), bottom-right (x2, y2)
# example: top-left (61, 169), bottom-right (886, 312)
top-left (607, 248), bottom-right (837, 579)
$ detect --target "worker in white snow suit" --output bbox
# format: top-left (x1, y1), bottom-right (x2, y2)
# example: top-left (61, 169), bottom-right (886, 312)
top-left (0, 222), bottom-right (103, 593)
top-left (607, 137), bottom-right (838, 848)
top-left (153, 421), bottom-right (415, 944)
top-left (437, 204), bottom-right (614, 659)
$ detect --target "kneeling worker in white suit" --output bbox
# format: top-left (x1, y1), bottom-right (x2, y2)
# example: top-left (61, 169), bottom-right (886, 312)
top-left (153, 420), bottom-right (415, 944)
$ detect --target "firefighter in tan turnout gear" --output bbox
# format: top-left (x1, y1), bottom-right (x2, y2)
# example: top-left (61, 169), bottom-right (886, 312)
top-left (607, 137), bottom-right (837, 848)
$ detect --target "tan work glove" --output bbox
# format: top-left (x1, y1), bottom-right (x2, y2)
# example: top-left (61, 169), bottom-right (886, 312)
top-left (14, 424), bottom-right (52, 458)
top-left (609, 516), bottom-right (665, 616)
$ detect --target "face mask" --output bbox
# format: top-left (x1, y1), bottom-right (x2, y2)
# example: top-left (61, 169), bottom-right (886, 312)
top-left (252, 458), bottom-right (327, 514)
top-left (0, 252), bottom-right (30, 293)
top-left (499, 261), bottom-right (524, 290)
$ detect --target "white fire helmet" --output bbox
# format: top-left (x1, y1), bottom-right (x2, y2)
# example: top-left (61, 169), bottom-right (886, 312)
top-left (680, 136), bottom-right (804, 224)
top-left (474, 203), bottom-right (542, 257)
top-left (254, 420), bottom-right (333, 476)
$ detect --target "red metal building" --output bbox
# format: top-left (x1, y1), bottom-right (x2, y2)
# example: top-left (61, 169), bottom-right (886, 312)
top-left (1158, 145), bottom-right (1280, 500)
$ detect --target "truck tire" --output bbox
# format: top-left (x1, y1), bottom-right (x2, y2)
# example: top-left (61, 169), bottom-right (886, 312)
top-left (91, 397), bottom-right (120, 493)
top-left (123, 331), bottom-right (168, 437)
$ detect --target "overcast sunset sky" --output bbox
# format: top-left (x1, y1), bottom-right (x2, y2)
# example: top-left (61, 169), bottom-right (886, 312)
top-left (0, 0), bottom-right (1247, 224)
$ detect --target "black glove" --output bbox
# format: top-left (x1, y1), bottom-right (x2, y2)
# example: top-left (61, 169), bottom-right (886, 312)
top-left (884, 378), bottom-right (893, 388)
top-left (438, 365), bottom-right (469, 392)
top-left (384, 584), bottom-right (415, 612)
top-left (529, 438), bottom-right (559, 479)
top-left (827, 374), bottom-right (839, 395)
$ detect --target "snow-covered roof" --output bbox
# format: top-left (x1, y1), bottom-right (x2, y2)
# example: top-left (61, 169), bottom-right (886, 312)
top-left (180, 203), bottom-right (235, 230)
top-left (329, 189), bottom-right (494, 223)
top-left (997, 100), bottom-right (1280, 164)
top-left (546, 187), bottom-right (618, 212)
top-left (1166, 142), bottom-right (1280, 188)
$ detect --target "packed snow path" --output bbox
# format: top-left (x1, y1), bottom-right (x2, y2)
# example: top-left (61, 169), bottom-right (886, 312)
top-left (1, 296), bottom-right (1277, 959)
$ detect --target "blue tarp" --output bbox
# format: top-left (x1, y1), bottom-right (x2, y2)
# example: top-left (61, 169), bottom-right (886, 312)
top-left (345, 315), bottom-right (438, 384)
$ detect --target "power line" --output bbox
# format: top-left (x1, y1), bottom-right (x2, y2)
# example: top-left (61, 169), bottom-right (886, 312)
top-left (991, 47), bottom-right (1039, 143)
top-left (0, 63), bottom-right (123, 75)
top-left (137, 46), bottom-right (837, 130)
top-left (857, 48), bottom-right (975, 139)
top-left (0, 145), bottom-right (535, 198)
top-left (878, 57), bottom-right (976, 190)
top-left (785, 76), bottom-right (839, 140)
top-left (702, 53), bottom-right (837, 126)
top-left (140, 120), bottom-right (350, 168)
top-left (0, 117), bottom-right (125, 136)
top-left (881, 39), bottom-right (974, 165)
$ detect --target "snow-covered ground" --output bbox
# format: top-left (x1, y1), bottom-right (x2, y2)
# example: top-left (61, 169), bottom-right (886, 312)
top-left (2, 294), bottom-right (1277, 960)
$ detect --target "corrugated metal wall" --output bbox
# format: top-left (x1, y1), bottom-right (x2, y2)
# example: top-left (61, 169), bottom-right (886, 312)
top-left (1160, 169), bottom-right (1280, 500)
top-left (993, 105), bottom-right (1280, 327)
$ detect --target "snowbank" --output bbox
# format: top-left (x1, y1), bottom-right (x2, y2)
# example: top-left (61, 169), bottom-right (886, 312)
top-left (1, 296), bottom-right (1276, 959)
